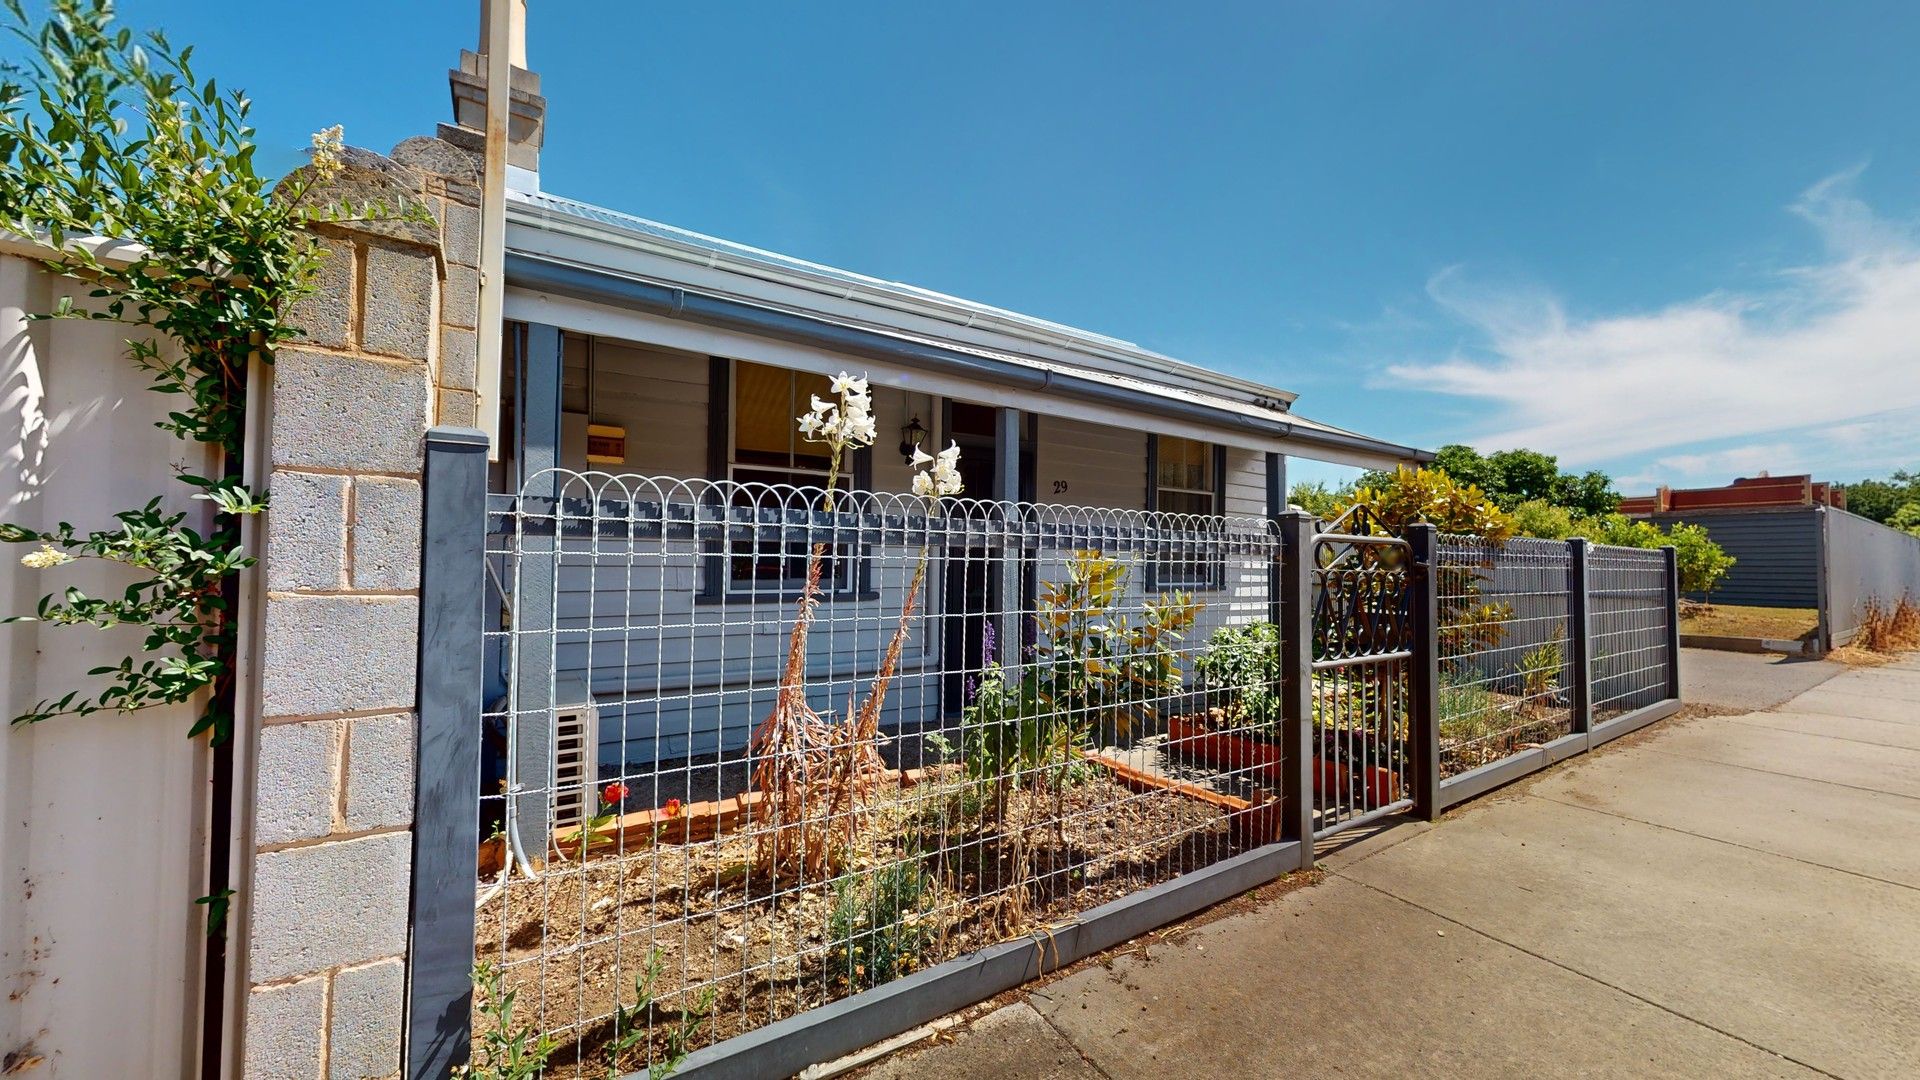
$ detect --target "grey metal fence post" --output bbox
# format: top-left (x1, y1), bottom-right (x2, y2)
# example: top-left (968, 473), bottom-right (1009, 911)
top-left (1277, 509), bottom-right (1316, 868)
top-left (1662, 544), bottom-right (1683, 702)
top-left (1407, 524), bottom-right (1441, 821)
top-left (406, 427), bottom-right (488, 1080)
top-left (1566, 537), bottom-right (1593, 741)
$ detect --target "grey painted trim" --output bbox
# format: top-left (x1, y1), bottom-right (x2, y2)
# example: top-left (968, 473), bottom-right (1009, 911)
top-left (1276, 510), bottom-right (1316, 868)
top-left (505, 253), bottom-right (1431, 465)
top-left (1265, 452), bottom-right (1285, 628)
top-left (1815, 508), bottom-right (1834, 653)
top-left (511, 323), bottom-right (561, 852)
top-left (1590, 698), bottom-right (1684, 748)
top-left (993, 407), bottom-right (1022, 665)
top-left (666, 838), bottom-right (1305, 1080)
top-left (405, 428), bottom-right (489, 1080)
top-left (1567, 538), bottom-right (1592, 735)
top-left (1407, 524), bottom-right (1441, 821)
top-left (1437, 730), bottom-right (1589, 810)
top-left (1662, 545), bottom-right (1682, 702)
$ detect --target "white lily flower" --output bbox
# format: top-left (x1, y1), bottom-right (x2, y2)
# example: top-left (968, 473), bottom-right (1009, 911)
top-left (911, 471), bottom-right (936, 497)
top-left (910, 447), bottom-right (934, 468)
top-left (811, 394), bottom-right (836, 415)
top-left (796, 413), bottom-right (823, 438)
top-left (936, 441), bottom-right (962, 469)
top-left (829, 372), bottom-right (869, 397)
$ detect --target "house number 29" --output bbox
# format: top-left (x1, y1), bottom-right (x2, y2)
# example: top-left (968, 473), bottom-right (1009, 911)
top-left (1052, 480), bottom-right (1070, 495)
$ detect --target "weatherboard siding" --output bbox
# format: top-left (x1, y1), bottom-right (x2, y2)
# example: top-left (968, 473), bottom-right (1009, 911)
top-left (1651, 507), bottom-right (1821, 607)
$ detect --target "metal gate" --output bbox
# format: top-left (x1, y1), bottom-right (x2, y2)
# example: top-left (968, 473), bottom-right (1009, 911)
top-left (1309, 507), bottom-right (1415, 837)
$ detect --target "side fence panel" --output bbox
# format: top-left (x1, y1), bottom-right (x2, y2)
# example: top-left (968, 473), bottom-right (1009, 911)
top-left (1432, 537), bottom-right (1683, 810)
top-left (1822, 507), bottom-right (1920, 648)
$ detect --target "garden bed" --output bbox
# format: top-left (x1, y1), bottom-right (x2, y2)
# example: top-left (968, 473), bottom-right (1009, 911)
top-left (473, 771), bottom-right (1249, 1077)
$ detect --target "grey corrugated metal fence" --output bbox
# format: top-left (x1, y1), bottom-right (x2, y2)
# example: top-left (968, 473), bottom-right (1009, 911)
top-left (1823, 508), bottom-right (1920, 647)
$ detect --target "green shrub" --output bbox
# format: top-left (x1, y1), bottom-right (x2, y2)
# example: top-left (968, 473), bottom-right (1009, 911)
top-left (964, 551), bottom-right (1202, 787)
top-left (1194, 622), bottom-right (1282, 732)
top-left (1437, 671), bottom-right (1506, 744)
top-left (1518, 631), bottom-right (1565, 700)
top-left (1510, 499), bottom-right (1577, 540)
top-left (1336, 466), bottom-right (1515, 540)
top-left (1572, 514), bottom-right (1735, 595)
top-left (458, 963), bottom-right (558, 1080)
top-left (829, 860), bottom-right (934, 989)
top-left (603, 952), bottom-right (714, 1080)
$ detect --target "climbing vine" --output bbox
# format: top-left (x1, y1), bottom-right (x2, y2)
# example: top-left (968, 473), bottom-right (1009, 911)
top-left (0, 0), bottom-right (425, 740)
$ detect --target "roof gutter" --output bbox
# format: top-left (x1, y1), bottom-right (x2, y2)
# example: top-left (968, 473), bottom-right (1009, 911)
top-left (505, 253), bottom-right (1431, 466)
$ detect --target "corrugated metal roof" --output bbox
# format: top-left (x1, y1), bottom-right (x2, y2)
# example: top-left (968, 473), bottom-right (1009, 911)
top-left (503, 188), bottom-right (1423, 463)
top-left (506, 188), bottom-right (1299, 406)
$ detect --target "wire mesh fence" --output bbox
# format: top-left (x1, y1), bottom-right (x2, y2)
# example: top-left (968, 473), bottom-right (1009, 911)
top-left (476, 473), bottom-right (1285, 1076)
top-left (1589, 543), bottom-right (1673, 718)
top-left (441, 469), bottom-right (1684, 1075)
top-left (1435, 535), bottom-right (1574, 778)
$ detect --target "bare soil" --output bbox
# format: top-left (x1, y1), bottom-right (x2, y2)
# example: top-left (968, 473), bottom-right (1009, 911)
top-left (474, 773), bottom-right (1248, 1077)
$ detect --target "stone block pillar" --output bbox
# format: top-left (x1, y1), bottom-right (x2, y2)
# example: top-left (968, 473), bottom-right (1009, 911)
top-left (240, 135), bottom-right (482, 1080)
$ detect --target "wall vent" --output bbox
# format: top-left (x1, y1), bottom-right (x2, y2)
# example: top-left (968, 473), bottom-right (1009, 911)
top-left (550, 679), bottom-right (601, 834)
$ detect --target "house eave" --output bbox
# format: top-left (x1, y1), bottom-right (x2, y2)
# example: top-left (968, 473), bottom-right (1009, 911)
top-left (504, 251), bottom-right (1430, 471)
top-left (505, 191), bottom-right (1300, 411)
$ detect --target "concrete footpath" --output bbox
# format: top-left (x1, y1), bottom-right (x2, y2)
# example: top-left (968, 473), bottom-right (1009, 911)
top-left (859, 650), bottom-right (1920, 1079)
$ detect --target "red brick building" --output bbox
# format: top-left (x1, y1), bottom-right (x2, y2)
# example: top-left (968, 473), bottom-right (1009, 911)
top-left (1619, 473), bottom-right (1846, 517)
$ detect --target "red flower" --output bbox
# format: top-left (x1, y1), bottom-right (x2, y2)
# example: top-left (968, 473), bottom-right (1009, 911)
top-left (663, 798), bottom-right (683, 819)
top-left (602, 782), bottom-right (629, 806)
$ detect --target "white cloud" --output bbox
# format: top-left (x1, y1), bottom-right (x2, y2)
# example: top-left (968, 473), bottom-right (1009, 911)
top-left (1385, 168), bottom-right (1920, 476)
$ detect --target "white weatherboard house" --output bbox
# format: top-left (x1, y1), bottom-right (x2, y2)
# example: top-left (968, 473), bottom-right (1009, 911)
top-left (476, 48), bottom-right (1429, 812)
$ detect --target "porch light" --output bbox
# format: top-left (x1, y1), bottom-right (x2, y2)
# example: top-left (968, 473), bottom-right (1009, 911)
top-left (899, 415), bottom-right (927, 464)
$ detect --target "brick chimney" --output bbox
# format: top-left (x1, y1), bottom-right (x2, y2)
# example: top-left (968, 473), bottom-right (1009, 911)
top-left (445, 0), bottom-right (545, 189)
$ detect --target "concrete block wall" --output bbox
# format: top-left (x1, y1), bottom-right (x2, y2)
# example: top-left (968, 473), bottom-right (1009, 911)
top-left (243, 135), bottom-right (481, 1080)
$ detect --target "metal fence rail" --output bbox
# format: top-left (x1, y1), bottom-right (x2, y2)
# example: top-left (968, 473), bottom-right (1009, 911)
top-left (405, 444), bottom-right (1688, 1080)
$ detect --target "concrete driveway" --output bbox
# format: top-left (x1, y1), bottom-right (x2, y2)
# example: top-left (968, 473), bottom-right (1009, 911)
top-left (859, 650), bottom-right (1920, 1080)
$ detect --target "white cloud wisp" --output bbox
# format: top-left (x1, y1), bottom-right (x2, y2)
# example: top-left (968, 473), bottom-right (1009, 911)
top-left (1386, 169), bottom-right (1920, 479)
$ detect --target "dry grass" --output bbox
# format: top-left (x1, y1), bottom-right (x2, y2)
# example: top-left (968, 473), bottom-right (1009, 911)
top-left (1832, 596), bottom-right (1920, 665)
top-left (1854, 596), bottom-right (1920, 655)
top-left (1679, 603), bottom-right (1819, 642)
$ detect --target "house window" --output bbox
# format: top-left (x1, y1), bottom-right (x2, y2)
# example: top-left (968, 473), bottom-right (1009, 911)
top-left (726, 360), bottom-right (853, 594)
top-left (1152, 435), bottom-right (1223, 588)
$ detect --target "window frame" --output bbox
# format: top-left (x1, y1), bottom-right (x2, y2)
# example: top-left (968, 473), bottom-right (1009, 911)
top-left (1146, 434), bottom-right (1228, 592)
top-left (701, 357), bottom-right (874, 603)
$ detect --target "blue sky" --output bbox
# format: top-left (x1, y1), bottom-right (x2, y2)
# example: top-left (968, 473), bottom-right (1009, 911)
top-left (109, 0), bottom-right (1920, 491)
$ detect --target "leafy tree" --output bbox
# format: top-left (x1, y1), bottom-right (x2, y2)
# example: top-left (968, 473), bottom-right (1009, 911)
top-left (1890, 502), bottom-right (1920, 538)
top-left (1554, 469), bottom-right (1620, 517)
top-left (1484, 449), bottom-right (1562, 505)
top-left (1287, 480), bottom-right (1349, 519)
top-left (1429, 444), bottom-right (1497, 492)
top-left (1844, 471), bottom-right (1920, 524)
top-left (1390, 444), bottom-right (1618, 516)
